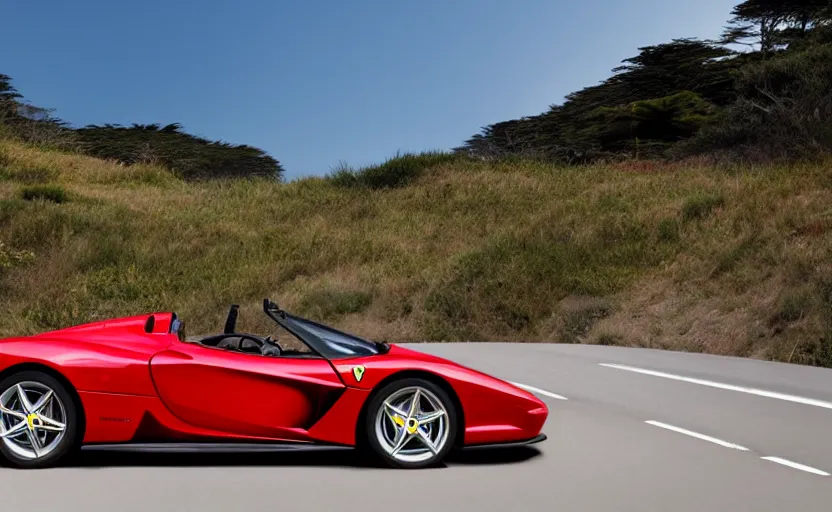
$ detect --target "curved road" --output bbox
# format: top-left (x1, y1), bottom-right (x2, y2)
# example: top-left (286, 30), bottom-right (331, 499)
top-left (2, 343), bottom-right (832, 511)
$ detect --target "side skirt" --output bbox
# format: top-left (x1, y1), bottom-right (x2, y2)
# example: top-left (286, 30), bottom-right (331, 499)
top-left (81, 442), bottom-right (354, 454)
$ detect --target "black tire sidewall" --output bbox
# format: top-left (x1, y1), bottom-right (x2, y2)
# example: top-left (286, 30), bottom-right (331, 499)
top-left (0, 370), bottom-right (79, 469)
top-left (363, 377), bottom-right (457, 469)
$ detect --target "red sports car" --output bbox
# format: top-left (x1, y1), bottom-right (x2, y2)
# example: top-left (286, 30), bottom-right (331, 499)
top-left (0, 299), bottom-right (548, 469)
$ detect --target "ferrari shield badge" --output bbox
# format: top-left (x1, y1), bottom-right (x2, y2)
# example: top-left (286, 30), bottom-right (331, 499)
top-left (352, 365), bottom-right (366, 382)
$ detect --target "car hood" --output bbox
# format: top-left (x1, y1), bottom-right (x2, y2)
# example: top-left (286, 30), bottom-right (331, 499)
top-left (331, 343), bottom-right (545, 405)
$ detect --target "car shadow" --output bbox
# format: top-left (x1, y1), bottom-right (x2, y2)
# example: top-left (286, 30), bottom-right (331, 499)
top-left (448, 446), bottom-right (542, 466)
top-left (69, 446), bottom-right (542, 470)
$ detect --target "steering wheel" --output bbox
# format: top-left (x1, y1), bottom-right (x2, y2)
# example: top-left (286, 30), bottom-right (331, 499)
top-left (240, 334), bottom-right (282, 356)
top-left (259, 336), bottom-right (282, 357)
top-left (235, 334), bottom-right (268, 354)
top-left (208, 333), bottom-right (282, 357)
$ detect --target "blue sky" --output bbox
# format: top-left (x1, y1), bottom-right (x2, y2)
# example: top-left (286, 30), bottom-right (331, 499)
top-left (3, 0), bottom-right (738, 179)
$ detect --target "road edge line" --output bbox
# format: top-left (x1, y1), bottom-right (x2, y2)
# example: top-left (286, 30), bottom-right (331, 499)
top-left (600, 363), bottom-right (832, 410)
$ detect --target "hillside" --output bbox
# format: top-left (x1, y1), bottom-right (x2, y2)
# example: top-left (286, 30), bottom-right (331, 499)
top-left (455, 2), bottom-right (832, 166)
top-left (1, 139), bottom-right (831, 367)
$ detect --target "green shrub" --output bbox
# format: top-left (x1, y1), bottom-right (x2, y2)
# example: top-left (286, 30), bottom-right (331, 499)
top-left (423, 216), bottom-right (663, 341)
top-left (817, 279), bottom-right (832, 368)
top-left (326, 162), bottom-right (360, 188)
top-left (657, 217), bottom-right (680, 242)
top-left (558, 299), bottom-right (613, 344)
top-left (682, 193), bottom-right (724, 221)
top-left (710, 235), bottom-right (758, 278)
top-left (98, 163), bottom-right (178, 186)
top-left (679, 44), bottom-right (832, 161)
top-left (20, 185), bottom-right (69, 203)
top-left (0, 146), bottom-right (10, 171)
top-left (596, 332), bottom-right (624, 346)
top-left (328, 151), bottom-right (458, 190)
top-left (298, 288), bottom-right (373, 320)
top-left (1, 163), bottom-right (59, 183)
top-left (587, 91), bottom-right (718, 156)
top-left (776, 290), bottom-right (813, 323)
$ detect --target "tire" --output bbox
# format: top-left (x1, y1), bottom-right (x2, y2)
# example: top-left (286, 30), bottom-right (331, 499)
top-left (362, 377), bottom-right (458, 469)
top-left (0, 370), bottom-right (79, 469)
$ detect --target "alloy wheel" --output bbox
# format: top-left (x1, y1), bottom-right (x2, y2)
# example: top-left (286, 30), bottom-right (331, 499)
top-left (0, 381), bottom-right (68, 461)
top-left (373, 385), bottom-right (450, 464)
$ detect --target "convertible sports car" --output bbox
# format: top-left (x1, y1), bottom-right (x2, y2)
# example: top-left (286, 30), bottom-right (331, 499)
top-left (0, 299), bottom-right (548, 469)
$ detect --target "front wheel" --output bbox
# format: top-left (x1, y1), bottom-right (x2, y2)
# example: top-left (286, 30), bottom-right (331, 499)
top-left (0, 371), bottom-right (79, 469)
top-left (363, 378), bottom-right (458, 469)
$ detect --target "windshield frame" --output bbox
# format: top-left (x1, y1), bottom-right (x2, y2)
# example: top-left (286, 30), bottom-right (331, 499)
top-left (263, 299), bottom-right (389, 360)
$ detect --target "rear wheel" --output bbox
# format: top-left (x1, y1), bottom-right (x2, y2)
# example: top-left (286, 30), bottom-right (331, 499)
top-left (0, 371), bottom-right (79, 469)
top-left (363, 378), bottom-right (457, 469)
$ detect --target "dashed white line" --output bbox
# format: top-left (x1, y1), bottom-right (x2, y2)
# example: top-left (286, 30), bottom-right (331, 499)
top-left (510, 382), bottom-right (568, 400)
top-left (645, 421), bottom-right (750, 451)
top-left (647, 419), bottom-right (829, 477)
top-left (599, 363), bottom-right (832, 410)
top-left (760, 457), bottom-right (830, 476)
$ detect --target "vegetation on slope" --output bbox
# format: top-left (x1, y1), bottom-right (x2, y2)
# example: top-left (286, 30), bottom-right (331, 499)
top-left (1, 0), bottom-right (832, 370)
top-left (0, 75), bottom-right (283, 181)
top-left (456, 0), bottom-right (832, 164)
top-left (1, 140), bottom-right (831, 367)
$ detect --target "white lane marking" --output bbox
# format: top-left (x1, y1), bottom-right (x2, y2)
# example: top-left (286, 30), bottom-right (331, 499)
top-left (600, 363), bottom-right (832, 410)
top-left (645, 421), bottom-right (750, 451)
top-left (510, 382), bottom-right (568, 401)
top-left (761, 457), bottom-right (830, 476)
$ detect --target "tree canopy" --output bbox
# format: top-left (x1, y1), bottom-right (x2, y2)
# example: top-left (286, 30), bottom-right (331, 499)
top-left (4, 0), bottom-right (832, 175)
top-left (456, 0), bottom-right (832, 163)
top-left (75, 123), bottom-right (283, 180)
top-left (0, 75), bottom-right (284, 180)
top-left (456, 38), bottom-right (738, 160)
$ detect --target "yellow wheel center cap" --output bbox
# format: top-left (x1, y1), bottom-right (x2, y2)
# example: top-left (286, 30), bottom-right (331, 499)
top-left (406, 418), bottom-right (419, 434)
top-left (26, 413), bottom-right (39, 431)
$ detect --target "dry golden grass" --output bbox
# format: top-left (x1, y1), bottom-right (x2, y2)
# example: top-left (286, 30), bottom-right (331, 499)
top-left (1, 139), bottom-right (831, 366)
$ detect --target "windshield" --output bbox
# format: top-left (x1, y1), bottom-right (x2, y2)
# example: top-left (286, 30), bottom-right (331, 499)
top-left (261, 299), bottom-right (387, 360)
top-left (286, 315), bottom-right (379, 358)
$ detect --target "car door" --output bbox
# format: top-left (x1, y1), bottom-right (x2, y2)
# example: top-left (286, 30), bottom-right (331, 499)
top-left (149, 339), bottom-right (345, 440)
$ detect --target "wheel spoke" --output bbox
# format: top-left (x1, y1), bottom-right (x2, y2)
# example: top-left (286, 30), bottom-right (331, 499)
top-left (34, 425), bottom-right (64, 433)
top-left (34, 422), bottom-right (64, 433)
top-left (390, 427), bottom-right (411, 456)
top-left (32, 390), bottom-right (53, 414)
top-left (0, 404), bottom-right (26, 420)
top-left (0, 420), bottom-right (27, 439)
top-left (25, 428), bottom-right (42, 457)
top-left (37, 414), bottom-right (65, 431)
top-left (416, 409), bottom-right (445, 425)
top-left (407, 389), bottom-right (421, 419)
top-left (383, 400), bottom-right (407, 428)
top-left (417, 429), bottom-right (438, 454)
top-left (16, 385), bottom-right (34, 414)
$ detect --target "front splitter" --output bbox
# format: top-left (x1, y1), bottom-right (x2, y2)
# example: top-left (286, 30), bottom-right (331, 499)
top-left (462, 433), bottom-right (547, 450)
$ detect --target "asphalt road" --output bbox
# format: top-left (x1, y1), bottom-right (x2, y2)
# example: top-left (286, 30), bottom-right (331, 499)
top-left (2, 343), bottom-right (832, 511)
